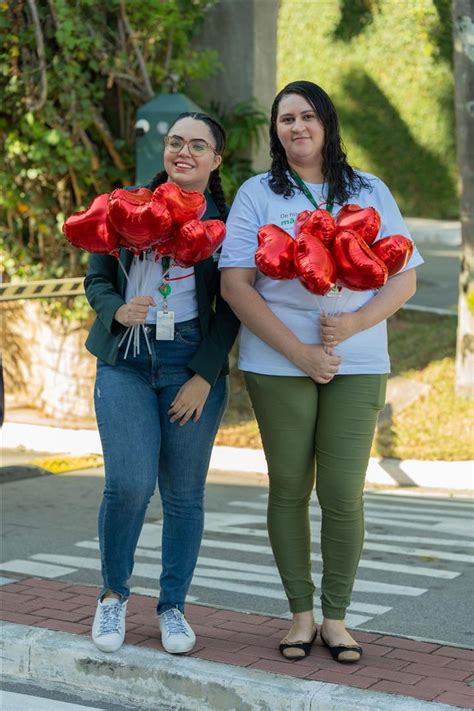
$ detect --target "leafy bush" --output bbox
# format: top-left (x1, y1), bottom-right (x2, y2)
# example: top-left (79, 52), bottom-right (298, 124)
top-left (0, 0), bottom-right (220, 282)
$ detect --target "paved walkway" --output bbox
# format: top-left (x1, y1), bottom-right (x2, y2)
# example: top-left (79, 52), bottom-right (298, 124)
top-left (1, 575), bottom-right (473, 709)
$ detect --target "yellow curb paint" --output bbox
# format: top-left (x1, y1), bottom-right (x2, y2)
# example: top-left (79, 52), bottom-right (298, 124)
top-left (31, 454), bottom-right (104, 474)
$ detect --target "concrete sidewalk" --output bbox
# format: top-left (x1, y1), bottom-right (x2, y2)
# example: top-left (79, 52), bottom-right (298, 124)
top-left (1, 575), bottom-right (473, 710)
top-left (2, 418), bottom-right (473, 491)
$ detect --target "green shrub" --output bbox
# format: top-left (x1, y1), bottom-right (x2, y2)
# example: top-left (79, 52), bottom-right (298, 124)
top-left (0, 0), bottom-right (220, 283)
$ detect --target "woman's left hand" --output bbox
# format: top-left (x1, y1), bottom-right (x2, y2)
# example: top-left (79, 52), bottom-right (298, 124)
top-left (320, 312), bottom-right (361, 347)
top-left (168, 374), bottom-right (211, 425)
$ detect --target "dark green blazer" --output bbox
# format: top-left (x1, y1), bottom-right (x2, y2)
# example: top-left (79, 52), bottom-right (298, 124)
top-left (84, 194), bottom-right (240, 386)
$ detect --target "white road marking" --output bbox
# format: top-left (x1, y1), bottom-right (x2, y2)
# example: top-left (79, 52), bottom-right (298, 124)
top-left (364, 493), bottom-right (474, 509)
top-left (365, 532), bottom-right (474, 548)
top-left (31, 554), bottom-right (101, 570)
top-left (0, 560), bottom-right (76, 578)
top-left (131, 586), bottom-right (159, 598)
top-left (202, 522), bottom-right (474, 562)
top-left (188, 576), bottom-right (373, 626)
top-left (197, 539), bottom-right (459, 579)
top-left (32, 547), bottom-right (423, 600)
top-left (218, 514), bottom-right (474, 538)
top-left (365, 503), bottom-right (474, 516)
top-left (130, 586), bottom-right (199, 602)
top-left (359, 543), bottom-right (474, 564)
top-left (230, 499), bottom-right (474, 524)
top-left (364, 515), bottom-right (474, 535)
top-left (76, 536), bottom-right (457, 581)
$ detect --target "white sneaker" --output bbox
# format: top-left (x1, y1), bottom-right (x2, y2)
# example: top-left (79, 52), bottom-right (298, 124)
top-left (92, 598), bottom-right (127, 652)
top-left (158, 608), bottom-right (196, 654)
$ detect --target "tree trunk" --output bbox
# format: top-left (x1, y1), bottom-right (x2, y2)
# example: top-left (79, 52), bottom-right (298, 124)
top-left (453, 0), bottom-right (474, 398)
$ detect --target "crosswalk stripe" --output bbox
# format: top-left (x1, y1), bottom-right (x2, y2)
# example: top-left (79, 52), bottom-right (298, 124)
top-left (75, 538), bottom-right (459, 580)
top-left (365, 532), bottom-right (474, 548)
top-left (0, 560), bottom-right (76, 578)
top-left (364, 515), bottom-right (474, 535)
top-left (363, 493), bottom-right (474, 510)
top-left (202, 523), bottom-right (474, 562)
top-left (130, 586), bottom-right (199, 602)
top-left (364, 503), bottom-right (474, 519)
top-left (189, 576), bottom-right (372, 627)
top-left (360, 543), bottom-right (474, 563)
top-left (202, 519), bottom-right (473, 563)
top-left (230, 499), bottom-right (474, 524)
top-left (33, 549), bottom-right (425, 598)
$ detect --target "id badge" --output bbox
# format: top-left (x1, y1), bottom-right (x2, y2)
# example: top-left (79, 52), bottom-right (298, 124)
top-left (156, 310), bottom-right (175, 340)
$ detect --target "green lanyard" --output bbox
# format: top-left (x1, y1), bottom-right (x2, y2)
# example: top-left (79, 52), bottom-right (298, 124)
top-left (290, 169), bottom-right (334, 214)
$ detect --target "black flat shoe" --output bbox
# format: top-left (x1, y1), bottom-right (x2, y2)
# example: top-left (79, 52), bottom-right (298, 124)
top-left (320, 631), bottom-right (362, 664)
top-left (279, 628), bottom-right (318, 661)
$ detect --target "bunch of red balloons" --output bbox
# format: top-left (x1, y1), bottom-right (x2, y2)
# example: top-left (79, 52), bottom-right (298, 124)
top-left (255, 204), bottom-right (413, 295)
top-left (62, 183), bottom-right (226, 268)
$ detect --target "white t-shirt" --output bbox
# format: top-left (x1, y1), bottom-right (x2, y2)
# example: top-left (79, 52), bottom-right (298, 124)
top-left (219, 171), bottom-right (424, 376)
top-left (126, 251), bottom-right (198, 324)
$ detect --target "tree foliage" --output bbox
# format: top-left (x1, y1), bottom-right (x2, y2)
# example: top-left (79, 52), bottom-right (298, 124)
top-left (0, 0), bottom-right (220, 282)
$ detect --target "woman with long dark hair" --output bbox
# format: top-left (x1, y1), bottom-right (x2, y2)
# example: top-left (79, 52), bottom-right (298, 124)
top-left (85, 112), bottom-right (239, 655)
top-left (220, 81), bottom-right (423, 663)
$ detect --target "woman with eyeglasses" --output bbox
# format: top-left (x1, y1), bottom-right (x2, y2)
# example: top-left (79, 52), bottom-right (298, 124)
top-left (84, 112), bottom-right (239, 656)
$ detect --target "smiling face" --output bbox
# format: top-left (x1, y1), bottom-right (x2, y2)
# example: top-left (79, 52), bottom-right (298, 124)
top-left (275, 93), bottom-right (325, 180)
top-left (164, 117), bottom-right (222, 193)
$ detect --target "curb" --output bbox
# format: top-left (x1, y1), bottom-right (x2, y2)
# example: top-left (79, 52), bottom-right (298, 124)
top-left (2, 421), bottom-right (473, 490)
top-left (0, 623), bottom-right (459, 711)
top-left (405, 218), bottom-right (461, 247)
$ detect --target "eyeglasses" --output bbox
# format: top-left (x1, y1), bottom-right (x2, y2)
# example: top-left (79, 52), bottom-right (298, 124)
top-left (164, 135), bottom-right (218, 157)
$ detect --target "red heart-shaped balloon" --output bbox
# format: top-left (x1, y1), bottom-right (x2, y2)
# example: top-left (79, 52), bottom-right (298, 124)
top-left (172, 219), bottom-right (226, 268)
top-left (62, 193), bottom-right (120, 254)
top-left (153, 182), bottom-right (206, 226)
top-left (371, 235), bottom-right (413, 276)
top-left (256, 224), bottom-right (296, 279)
top-left (294, 231), bottom-right (337, 295)
top-left (295, 208), bottom-right (337, 247)
top-left (294, 210), bottom-right (312, 237)
top-left (333, 229), bottom-right (388, 290)
top-left (107, 188), bottom-right (173, 253)
top-left (153, 235), bottom-right (175, 259)
top-left (335, 204), bottom-right (381, 245)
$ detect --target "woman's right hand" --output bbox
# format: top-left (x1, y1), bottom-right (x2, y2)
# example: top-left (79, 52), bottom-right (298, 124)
top-left (114, 296), bottom-right (156, 327)
top-left (292, 343), bottom-right (341, 384)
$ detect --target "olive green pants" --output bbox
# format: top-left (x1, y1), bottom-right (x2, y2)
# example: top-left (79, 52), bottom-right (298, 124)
top-left (244, 372), bottom-right (387, 619)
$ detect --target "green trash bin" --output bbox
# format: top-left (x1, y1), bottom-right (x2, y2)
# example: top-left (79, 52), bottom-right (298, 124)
top-left (135, 92), bottom-right (203, 185)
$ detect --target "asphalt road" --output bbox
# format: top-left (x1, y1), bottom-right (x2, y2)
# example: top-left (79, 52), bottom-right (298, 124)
top-left (0, 679), bottom-right (160, 711)
top-left (1, 469), bottom-right (473, 648)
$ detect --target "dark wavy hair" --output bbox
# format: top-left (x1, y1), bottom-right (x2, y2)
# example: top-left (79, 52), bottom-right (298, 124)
top-left (269, 81), bottom-right (370, 204)
top-left (148, 112), bottom-right (227, 220)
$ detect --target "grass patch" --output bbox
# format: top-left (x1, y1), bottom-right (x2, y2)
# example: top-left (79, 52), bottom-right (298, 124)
top-left (216, 310), bottom-right (474, 461)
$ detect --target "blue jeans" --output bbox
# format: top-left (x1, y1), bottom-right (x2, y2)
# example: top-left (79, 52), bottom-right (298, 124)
top-left (94, 318), bottom-right (228, 613)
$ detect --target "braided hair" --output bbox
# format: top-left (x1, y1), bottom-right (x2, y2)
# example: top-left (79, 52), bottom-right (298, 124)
top-left (269, 81), bottom-right (370, 205)
top-left (148, 112), bottom-right (227, 220)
